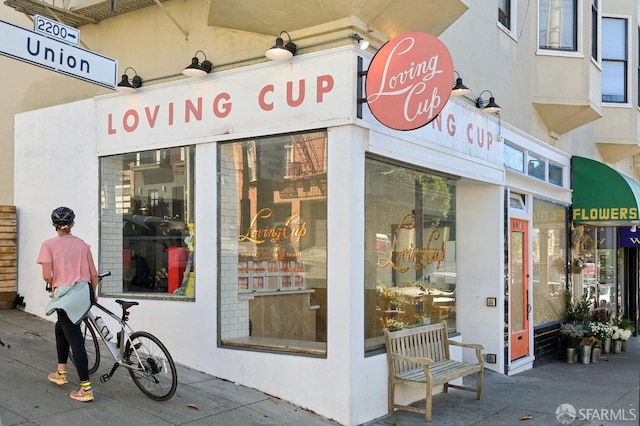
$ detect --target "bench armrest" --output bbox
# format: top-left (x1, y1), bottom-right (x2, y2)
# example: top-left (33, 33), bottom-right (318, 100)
top-left (389, 352), bottom-right (433, 366)
top-left (448, 340), bottom-right (484, 364)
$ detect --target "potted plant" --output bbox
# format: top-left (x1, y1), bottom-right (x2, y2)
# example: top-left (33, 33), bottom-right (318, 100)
top-left (382, 317), bottom-right (406, 332)
top-left (565, 292), bottom-right (590, 324)
top-left (559, 323), bottom-right (584, 363)
top-left (580, 336), bottom-right (598, 364)
top-left (613, 318), bottom-right (635, 351)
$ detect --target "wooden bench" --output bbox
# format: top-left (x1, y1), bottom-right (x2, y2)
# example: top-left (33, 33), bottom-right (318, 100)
top-left (384, 321), bottom-right (484, 422)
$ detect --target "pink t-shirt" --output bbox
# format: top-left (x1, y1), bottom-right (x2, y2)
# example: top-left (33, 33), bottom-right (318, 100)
top-left (37, 235), bottom-right (94, 290)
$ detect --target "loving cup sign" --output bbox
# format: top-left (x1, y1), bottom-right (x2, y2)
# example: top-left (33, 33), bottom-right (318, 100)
top-left (365, 32), bottom-right (453, 131)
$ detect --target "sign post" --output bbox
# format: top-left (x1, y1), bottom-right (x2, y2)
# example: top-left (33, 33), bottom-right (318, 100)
top-left (0, 19), bottom-right (117, 89)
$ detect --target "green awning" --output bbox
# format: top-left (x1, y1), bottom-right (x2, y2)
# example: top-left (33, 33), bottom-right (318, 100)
top-left (572, 156), bottom-right (640, 224)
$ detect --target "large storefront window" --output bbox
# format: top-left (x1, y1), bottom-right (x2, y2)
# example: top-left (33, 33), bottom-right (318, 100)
top-left (365, 158), bottom-right (457, 352)
top-left (99, 146), bottom-right (195, 297)
top-left (532, 199), bottom-right (568, 325)
top-left (572, 224), bottom-right (618, 312)
top-left (219, 131), bottom-right (327, 356)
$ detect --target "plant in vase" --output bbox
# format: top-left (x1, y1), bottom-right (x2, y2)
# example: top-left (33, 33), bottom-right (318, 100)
top-left (589, 322), bottom-right (612, 349)
top-left (560, 323), bottom-right (584, 363)
top-left (588, 307), bottom-right (612, 324)
top-left (382, 317), bottom-right (407, 331)
top-left (565, 292), bottom-right (591, 324)
top-left (613, 318), bottom-right (635, 351)
top-left (580, 336), bottom-right (598, 364)
top-left (559, 323), bottom-right (584, 348)
top-left (611, 326), bottom-right (632, 353)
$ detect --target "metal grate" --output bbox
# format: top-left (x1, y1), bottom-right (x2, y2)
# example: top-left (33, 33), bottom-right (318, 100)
top-left (4, 0), bottom-right (166, 27)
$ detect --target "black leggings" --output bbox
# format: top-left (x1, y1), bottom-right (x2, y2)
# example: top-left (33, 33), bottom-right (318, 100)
top-left (54, 284), bottom-right (94, 382)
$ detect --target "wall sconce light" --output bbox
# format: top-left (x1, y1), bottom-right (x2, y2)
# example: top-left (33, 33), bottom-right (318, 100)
top-left (353, 33), bottom-right (370, 50)
top-left (182, 50), bottom-right (212, 77)
top-left (116, 67), bottom-right (142, 92)
top-left (475, 90), bottom-right (502, 113)
top-left (265, 31), bottom-right (297, 60)
top-left (451, 71), bottom-right (471, 96)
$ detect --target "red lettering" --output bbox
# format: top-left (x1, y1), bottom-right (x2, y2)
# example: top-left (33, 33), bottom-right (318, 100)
top-left (213, 93), bottom-right (232, 118)
top-left (123, 109), bottom-right (139, 133)
top-left (487, 132), bottom-right (493, 150)
top-left (316, 75), bottom-right (333, 102)
top-left (259, 85), bottom-right (274, 111)
top-left (108, 114), bottom-right (116, 135)
top-left (431, 114), bottom-right (442, 131)
top-left (185, 98), bottom-right (203, 122)
top-left (466, 123), bottom-right (473, 144)
top-left (287, 80), bottom-right (305, 107)
top-left (168, 102), bottom-right (174, 125)
top-left (145, 105), bottom-right (160, 128)
top-left (446, 114), bottom-right (456, 136)
top-left (477, 127), bottom-right (484, 147)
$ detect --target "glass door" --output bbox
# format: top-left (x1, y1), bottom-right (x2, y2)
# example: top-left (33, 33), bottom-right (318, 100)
top-left (510, 218), bottom-right (530, 360)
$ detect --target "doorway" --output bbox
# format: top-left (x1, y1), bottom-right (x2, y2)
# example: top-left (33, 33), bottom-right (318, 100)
top-left (510, 218), bottom-right (530, 360)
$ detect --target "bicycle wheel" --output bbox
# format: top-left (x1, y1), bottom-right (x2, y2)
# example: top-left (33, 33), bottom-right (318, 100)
top-left (124, 331), bottom-right (177, 401)
top-left (69, 318), bottom-right (100, 375)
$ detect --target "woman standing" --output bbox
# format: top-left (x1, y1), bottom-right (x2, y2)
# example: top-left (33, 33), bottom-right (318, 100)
top-left (37, 207), bottom-right (99, 402)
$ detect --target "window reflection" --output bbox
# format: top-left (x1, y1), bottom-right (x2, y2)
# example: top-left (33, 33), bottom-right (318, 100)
top-left (100, 146), bottom-right (195, 296)
top-left (365, 158), bottom-right (457, 352)
top-left (219, 131), bottom-right (328, 356)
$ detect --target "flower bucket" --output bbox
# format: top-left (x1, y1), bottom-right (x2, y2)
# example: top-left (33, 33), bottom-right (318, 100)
top-left (566, 347), bottom-right (576, 364)
top-left (613, 339), bottom-right (623, 353)
top-left (581, 345), bottom-right (592, 364)
top-left (591, 347), bottom-right (601, 363)
top-left (622, 340), bottom-right (627, 351)
top-left (603, 337), bottom-right (611, 354)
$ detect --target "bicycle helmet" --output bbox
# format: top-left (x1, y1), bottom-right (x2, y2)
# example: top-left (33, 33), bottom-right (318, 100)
top-left (51, 206), bottom-right (75, 226)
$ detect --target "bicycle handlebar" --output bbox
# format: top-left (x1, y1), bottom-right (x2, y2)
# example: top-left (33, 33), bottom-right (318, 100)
top-left (46, 271), bottom-right (111, 292)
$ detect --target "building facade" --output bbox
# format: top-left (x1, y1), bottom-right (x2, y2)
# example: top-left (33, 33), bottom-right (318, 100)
top-left (5, 1), bottom-right (640, 424)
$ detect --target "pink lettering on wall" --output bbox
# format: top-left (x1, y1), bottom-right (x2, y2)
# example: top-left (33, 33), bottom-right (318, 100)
top-left (365, 32), bottom-right (453, 131)
top-left (105, 75), bottom-right (334, 135)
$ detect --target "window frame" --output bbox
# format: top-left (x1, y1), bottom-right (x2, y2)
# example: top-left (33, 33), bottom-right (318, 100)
top-left (537, 0), bottom-right (581, 55)
top-left (601, 15), bottom-right (630, 104)
top-left (498, 0), bottom-right (515, 34)
top-left (98, 146), bottom-right (195, 299)
top-left (218, 130), bottom-right (328, 357)
top-left (591, 0), bottom-right (599, 61)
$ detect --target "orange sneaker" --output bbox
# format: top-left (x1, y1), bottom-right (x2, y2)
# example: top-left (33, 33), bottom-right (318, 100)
top-left (47, 372), bottom-right (68, 385)
top-left (70, 387), bottom-right (94, 402)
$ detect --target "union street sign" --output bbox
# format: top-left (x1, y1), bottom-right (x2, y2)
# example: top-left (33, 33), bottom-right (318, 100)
top-left (0, 19), bottom-right (116, 89)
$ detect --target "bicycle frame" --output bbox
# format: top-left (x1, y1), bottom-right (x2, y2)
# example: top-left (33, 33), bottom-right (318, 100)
top-left (84, 302), bottom-right (145, 382)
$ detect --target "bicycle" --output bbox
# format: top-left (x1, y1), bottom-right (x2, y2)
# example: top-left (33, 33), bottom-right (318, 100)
top-left (69, 272), bottom-right (178, 401)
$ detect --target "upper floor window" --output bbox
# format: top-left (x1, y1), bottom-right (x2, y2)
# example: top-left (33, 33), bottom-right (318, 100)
top-left (499, 0), bottom-right (513, 31)
top-left (602, 17), bottom-right (628, 103)
top-left (539, 0), bottom-right (578, 51)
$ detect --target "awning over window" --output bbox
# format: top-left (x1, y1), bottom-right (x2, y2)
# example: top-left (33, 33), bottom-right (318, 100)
top-left (572, 156), bottom-right (640, 225)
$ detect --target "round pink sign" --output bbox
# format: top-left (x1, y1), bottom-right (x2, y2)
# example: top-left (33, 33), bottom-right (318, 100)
top-left (365, 32), bottom-right (454, 131)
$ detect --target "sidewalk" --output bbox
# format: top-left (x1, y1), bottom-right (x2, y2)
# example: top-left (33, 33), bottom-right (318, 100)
top-left (1, 308), bottom-right (639, 426)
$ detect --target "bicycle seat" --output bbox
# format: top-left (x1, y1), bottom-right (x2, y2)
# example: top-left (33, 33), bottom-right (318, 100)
top-left (115, 299), bottom-right (139, 310)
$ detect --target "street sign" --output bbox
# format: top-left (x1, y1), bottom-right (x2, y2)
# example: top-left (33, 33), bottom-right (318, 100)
top-left (34, 15), bottom-right (79, 46)
top-left (0, 19), bottom-right (116, 89)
